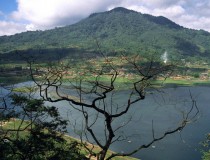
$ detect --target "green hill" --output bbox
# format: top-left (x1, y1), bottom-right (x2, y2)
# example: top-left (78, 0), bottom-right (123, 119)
top-left (1, 7), bottom-right (210, 62)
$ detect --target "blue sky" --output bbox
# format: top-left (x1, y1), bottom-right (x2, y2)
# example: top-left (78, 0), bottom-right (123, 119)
top-left (0, 0), bottom-right (17, 22)
top-left (0, 0), bottom-right (210, 36)
top-left (0, 0), bottom-right (17, 14)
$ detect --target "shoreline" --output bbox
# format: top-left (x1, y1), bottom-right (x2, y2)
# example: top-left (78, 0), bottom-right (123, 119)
top-left (2, 118), bottom-right (139, 160)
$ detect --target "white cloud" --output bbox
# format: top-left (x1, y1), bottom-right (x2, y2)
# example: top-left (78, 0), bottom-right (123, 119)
top-left (126, 5), bottom-right (185, 18)
top-left (114, 0), bottom-right (210, 32)
top-left (139, 0), bottom-right (183, 8)
top-left (189, 1), bottom-right (210, 17)
top-left (152, 5), bottom-right (185, 18)
top-left (25, 23), bottom-right (36, 31)
top-left (0, 21), bottom-right (26, 36)
top-left (12, 0), bottom-right (189, 30)
top-left (112, 0), bottom-right (185, 10)
top-left (176, 15), bottom-right (210, 31)
top-left (11, 0), bottom-right (121, 30)
top-left (1, 0), bottom-right (210, 36)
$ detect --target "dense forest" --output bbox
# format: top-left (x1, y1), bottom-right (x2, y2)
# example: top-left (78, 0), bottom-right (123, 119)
top-left (1, 7), bottom-right (210, 63)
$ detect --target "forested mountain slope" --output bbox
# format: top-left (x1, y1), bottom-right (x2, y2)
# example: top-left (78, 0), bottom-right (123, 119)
top-left (1, 7), bottom-right (210, 61)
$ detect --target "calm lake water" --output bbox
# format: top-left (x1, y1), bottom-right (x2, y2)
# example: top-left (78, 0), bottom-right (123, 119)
top-left (55, 86), bottom-right (210, 160)
top-left (1, 83), bottom-right (210, 160)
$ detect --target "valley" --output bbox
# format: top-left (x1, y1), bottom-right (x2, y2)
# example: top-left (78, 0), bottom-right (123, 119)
top-left (1, 6), bottom-right (210, 160)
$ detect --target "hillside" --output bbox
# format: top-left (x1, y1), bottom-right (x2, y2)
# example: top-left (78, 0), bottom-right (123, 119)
top-left (1, 7), bottom-right (210, 61)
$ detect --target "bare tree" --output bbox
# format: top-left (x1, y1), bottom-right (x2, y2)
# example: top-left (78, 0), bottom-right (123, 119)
top-left (28, 52), bottom-right (199, 160)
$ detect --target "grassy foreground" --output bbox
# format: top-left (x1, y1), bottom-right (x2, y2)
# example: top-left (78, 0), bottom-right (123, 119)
top-left (1, 119), bottom-right (138, 160)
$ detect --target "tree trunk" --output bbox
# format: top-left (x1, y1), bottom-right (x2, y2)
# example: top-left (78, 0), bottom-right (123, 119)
top-left (99, 150), bottom-right (108, 160)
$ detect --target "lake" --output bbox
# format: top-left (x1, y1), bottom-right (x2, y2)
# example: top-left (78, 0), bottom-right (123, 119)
top-left (54, 85), bottom-right (210, 160)
top-left (1, 83), bottom-right (210, 160)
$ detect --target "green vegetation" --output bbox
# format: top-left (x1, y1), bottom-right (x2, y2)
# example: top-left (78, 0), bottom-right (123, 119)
top-left (0, 94), bottom-right (138, 160)
top-left (1, 7), bottom-right (210, 160)
top-left (0, 7), bottom-right (210, 63)
top-left (1, 7), bottom-right (210, 87)
top-left (203, 152), bottom-right (210, 160)
top-left (2, 119), bottom-right (138, 160)
top-left (0, 63), bottom-right (31, 84)
top-left (0, 94), bottom-right (86, 160)
top-left (12, 86), bottom-right (37, 93)
top-left (202, 133), bottom-right (210, 160)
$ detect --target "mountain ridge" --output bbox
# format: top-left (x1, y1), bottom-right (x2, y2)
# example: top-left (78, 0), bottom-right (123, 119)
top-left (0, 7), bottom-right (210, 61)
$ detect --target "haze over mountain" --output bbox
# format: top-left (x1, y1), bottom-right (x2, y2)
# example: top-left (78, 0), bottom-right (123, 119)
top-left (0, 7), bottom-right (210, 61)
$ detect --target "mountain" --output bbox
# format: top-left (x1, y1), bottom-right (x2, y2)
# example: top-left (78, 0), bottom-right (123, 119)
top-left (1, 7), bottom-right (210, 61)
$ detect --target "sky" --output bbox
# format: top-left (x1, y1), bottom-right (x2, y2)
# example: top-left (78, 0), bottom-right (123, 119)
top-left (0, 0), bottom-right (210, 36)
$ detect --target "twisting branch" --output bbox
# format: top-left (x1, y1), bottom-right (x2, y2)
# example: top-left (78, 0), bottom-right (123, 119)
top-left (26, 48), bottom-right (197, 160)
top-left (106, 94), bottom-right (199, 160)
